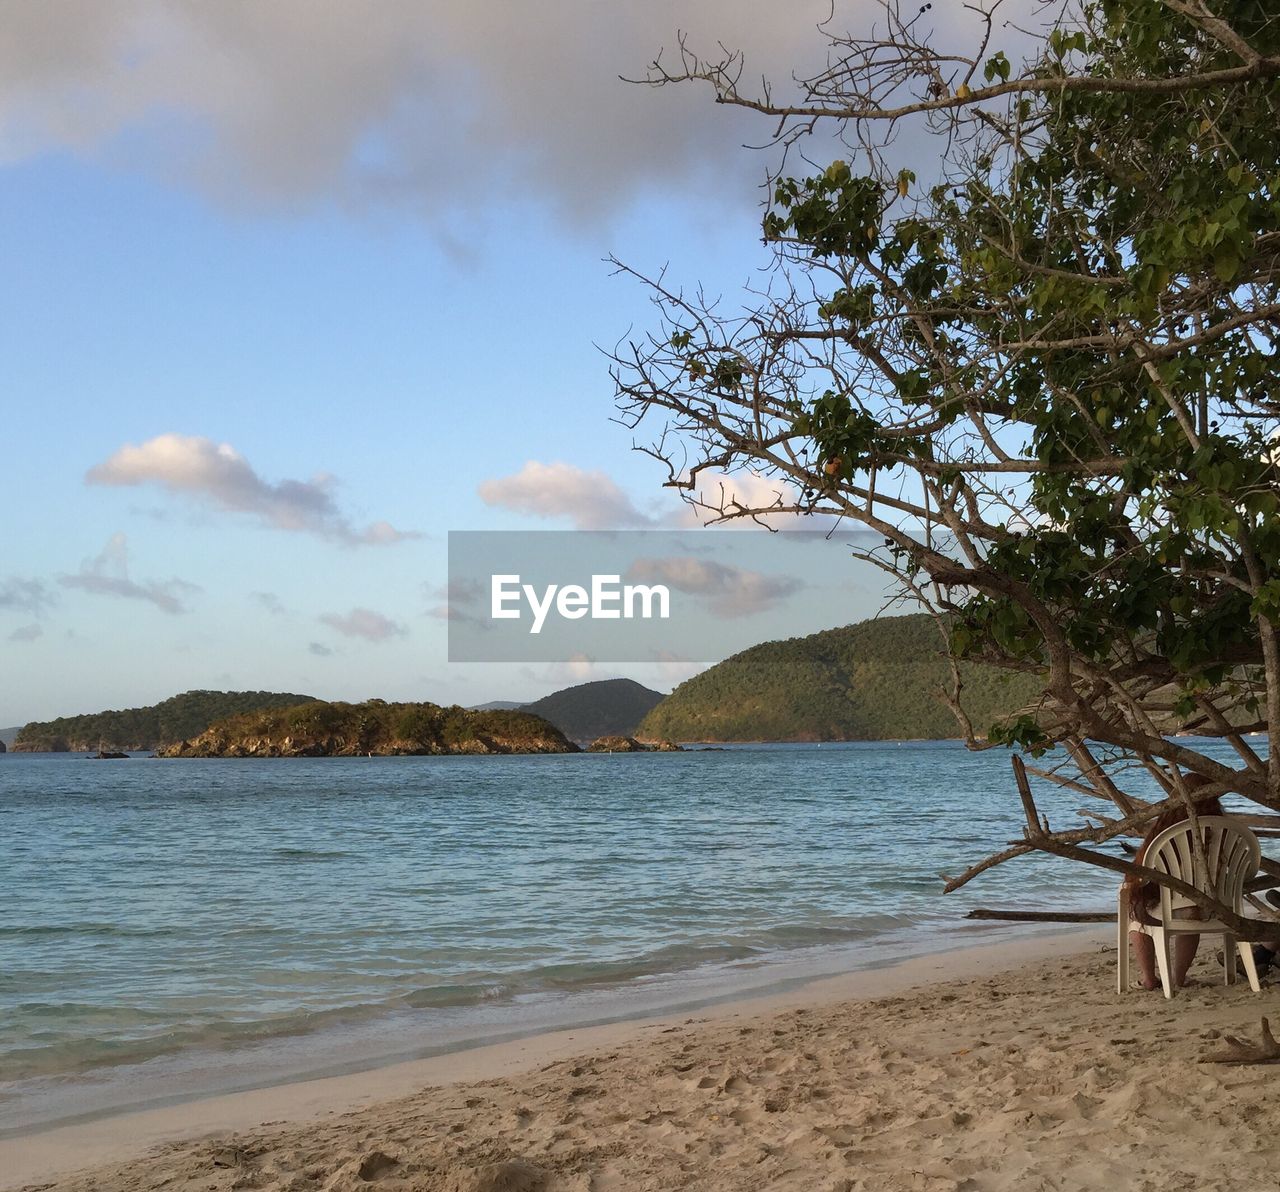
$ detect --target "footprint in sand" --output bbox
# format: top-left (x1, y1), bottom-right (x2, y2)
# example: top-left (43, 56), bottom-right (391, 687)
top-left (441, 1160), bottom-right (549, 1192)
top-left (355, 1152), bottom-right (399, 1182)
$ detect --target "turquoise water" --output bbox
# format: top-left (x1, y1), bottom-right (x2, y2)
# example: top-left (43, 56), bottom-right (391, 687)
top-left (1, 742), bottom-right (1147, 1129)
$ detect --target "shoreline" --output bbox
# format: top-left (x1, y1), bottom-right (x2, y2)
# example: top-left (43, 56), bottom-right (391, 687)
top-left (3, 921), bottom-right (1098, 1139)
top-left (1, 926), bottom-right (1109, 1190)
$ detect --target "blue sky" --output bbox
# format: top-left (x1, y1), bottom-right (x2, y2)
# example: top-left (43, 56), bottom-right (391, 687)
top-left (0, 2), bottom-right (964, 725)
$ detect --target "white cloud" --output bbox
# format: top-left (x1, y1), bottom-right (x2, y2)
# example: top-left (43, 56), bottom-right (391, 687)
top-left (677, 469), bottom-right (847, 532)
top-left (478, 460), bottom-right (665, 530)
top-left (319, 607), bottom-right (406, 642)
top-left (689, 470), bottom-right (795, 521)
top-left (0, 576), bottom-right (55, 617)
top-left (626, 556), bottom-right (802, 617)
top-left (59, 532), bottom-right (199, 614)
top-left (87, 433), bottom-right (417, 545)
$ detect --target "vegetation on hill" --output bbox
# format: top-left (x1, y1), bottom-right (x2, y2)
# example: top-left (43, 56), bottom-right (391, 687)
top-left (158, 699), bottom-right (578, 757)
top-left (13, 690), bottom-right (319, 752)
top-left (638, 615), bottom-right (1041, 742)
top-left (523, 678), bottom-right (665, 742)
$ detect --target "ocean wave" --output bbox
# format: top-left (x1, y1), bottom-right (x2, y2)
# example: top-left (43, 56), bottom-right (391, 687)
top-left (402, 940), bottom-right (781, 1009)
top-left (0, 999), bottom-right (392, 1083)
top-left (742, 915), bottom-right (918, 947)
top-left (0, 923), bottom-right (178, 939)
top-left (401, 981), bottom-right (512, 1009)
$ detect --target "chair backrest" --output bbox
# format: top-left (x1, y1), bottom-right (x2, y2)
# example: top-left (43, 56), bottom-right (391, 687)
top-left (1144, 815), bottom-right (1260, 919)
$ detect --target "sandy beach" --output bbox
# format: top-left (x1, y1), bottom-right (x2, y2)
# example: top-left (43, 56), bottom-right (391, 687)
top-left (10, 926), bottom-right (1280, 1192)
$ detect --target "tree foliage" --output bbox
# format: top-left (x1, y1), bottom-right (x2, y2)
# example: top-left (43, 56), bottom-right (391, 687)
top-left (640, 614), bottom-right (1041, 742)
top-left (615, 0), bottom-right (1280, 931)
top-left (13, 690), bottom-right (319, 751)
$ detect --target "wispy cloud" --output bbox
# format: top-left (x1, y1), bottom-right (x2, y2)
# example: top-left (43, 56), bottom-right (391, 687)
top-left (8, 623), bottom-right (42, 643)
top-left (87, 433), bottom-right (418, 546)
top-left (517, 653), bottom-right (602, 690)
top-left (479, 461), bottom-right (664, 530)
top-left (0, 576), bottom-right (55, 618)
top-left (626, 556), bottom-right (803, 618)
top-left (308, 641), bottom-right (334, 657)
top-left (251, 590), bottom-right (288, 616)
top-left (319, 607), bottom-right (407, 642)
top-left (425, 577), bottom-right (486, 624)
top-left (59, 533), bottom-right (200, 615)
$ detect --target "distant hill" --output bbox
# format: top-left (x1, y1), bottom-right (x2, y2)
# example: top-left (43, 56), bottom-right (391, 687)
top-left (13, 690), bottom-right (320, 752)
top-left (638, 614), bottom-right (1042, 742)
top-left (470, 700), bottom-right (526, 711)
top-left (0, 727), bottom-right (17, 749)
top-left (158, 700), bottom-right (577, 757)
top-left (523, 678), bottom-right (666, 742)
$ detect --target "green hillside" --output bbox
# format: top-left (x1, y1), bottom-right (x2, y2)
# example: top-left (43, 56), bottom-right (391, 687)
top-left (638, 614), bottom-right (1042, 742)
top-left (158, 700), bottom-right (576, 756)
top-left (523, 678), bottom-right (665, 741)
top-left (13, 690), bottom-right (319, 752)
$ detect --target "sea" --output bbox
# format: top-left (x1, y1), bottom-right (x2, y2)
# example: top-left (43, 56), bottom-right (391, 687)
top-left (0, 741), bottom-right (1212, 1134)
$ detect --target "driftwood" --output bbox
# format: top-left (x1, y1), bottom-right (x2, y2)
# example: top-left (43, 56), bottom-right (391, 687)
top-left (964, 908), bottom-right (1115, 923)
top-left (1201, 1018), bottom-right (1280, 1065)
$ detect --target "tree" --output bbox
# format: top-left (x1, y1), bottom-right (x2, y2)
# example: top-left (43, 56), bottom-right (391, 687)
top-left (613, 0), bottom-right (1280, 933)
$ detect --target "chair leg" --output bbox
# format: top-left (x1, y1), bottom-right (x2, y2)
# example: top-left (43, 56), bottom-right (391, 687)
top-left (1225, 934), bottom-right (1238, 985)
top-left (1153, 928), bottom-right (1174, 999)
top-left (1238, 940), bottom-right (1262, 993)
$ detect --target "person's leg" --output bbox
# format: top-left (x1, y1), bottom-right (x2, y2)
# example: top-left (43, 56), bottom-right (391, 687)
top-left (1171, 907), bottom-right (1201, 987)
top-left (1130, 930), bottom-right (1159, 989)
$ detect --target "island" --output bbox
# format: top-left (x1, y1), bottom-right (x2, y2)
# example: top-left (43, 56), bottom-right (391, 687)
top-left (586, 736), bottom-right (682, 753)
top-left (157, 699), bottom-right (579, 757)
top-left (13, 690), bottom-right (319, 752)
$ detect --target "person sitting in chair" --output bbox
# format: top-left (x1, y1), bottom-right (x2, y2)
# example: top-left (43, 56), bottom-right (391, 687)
top-left (1122, 775), bottom-right (1224, 991)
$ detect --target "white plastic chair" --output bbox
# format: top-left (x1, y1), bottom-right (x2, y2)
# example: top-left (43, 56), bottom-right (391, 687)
top-left (1117, 815), bottom-right (1262, 998)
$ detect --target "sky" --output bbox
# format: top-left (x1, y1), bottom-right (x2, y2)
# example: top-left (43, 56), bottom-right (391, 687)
top-left (0, 1), bottom-right (1005, 725)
